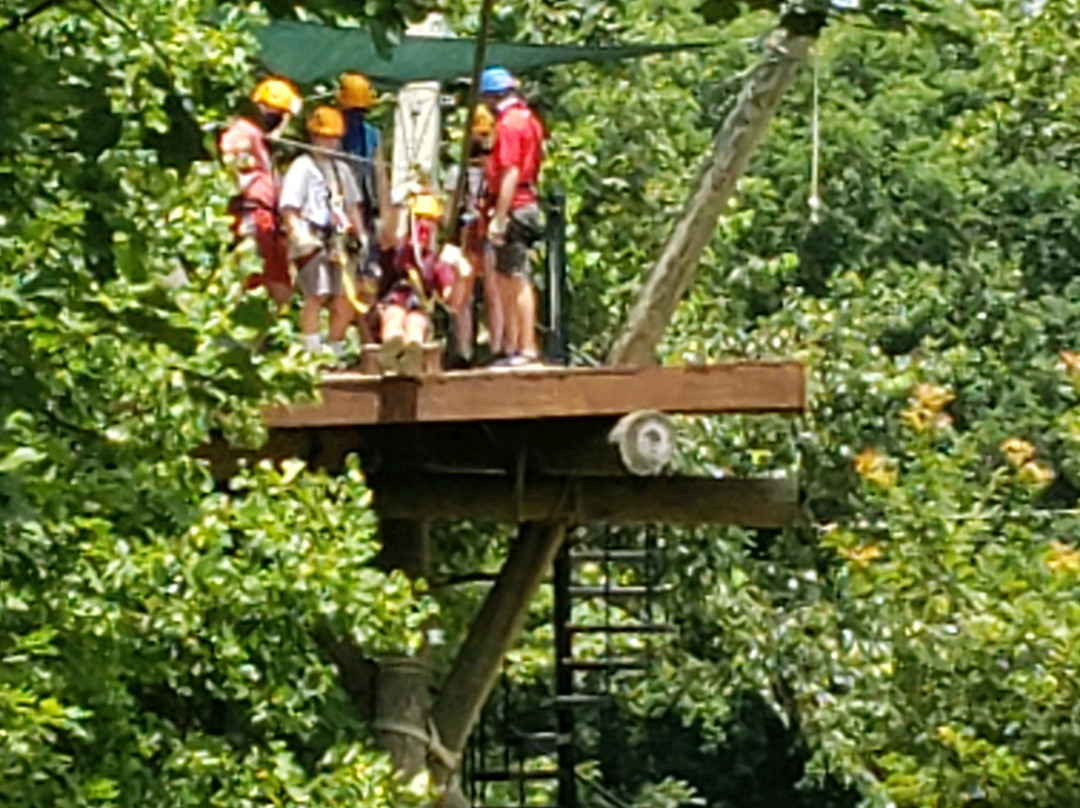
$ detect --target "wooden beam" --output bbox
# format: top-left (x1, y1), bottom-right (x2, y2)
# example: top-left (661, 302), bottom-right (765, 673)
top-left (369, 475), bottom-right (798, 527)
top-left (264, 362), bottom-right (805, 428)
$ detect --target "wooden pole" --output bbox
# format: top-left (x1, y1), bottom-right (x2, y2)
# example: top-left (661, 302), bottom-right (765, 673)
top-left (449, 0), bottom-right (495, 240)
top-left (372, 519), bottom-right (433, 777)
top-left (607, 28), bottom-right (814, 366)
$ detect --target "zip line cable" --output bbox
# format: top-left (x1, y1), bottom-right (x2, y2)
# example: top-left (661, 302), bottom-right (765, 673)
top-left (266, 135), bottom-right (376, 165)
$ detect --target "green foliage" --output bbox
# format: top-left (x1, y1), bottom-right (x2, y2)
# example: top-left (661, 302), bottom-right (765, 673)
top-left (0, 1), bottom-right (436, 806)
top-left (446, 1), bottom-right (1080, 807)
top-left (626, 3), bottom-right (1080, 806)
top-left (9, 0), bottom-right (1080, 806)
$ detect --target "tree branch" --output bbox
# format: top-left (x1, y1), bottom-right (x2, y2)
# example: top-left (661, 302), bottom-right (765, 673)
top-left (1, 0), bottom-right (64, 34)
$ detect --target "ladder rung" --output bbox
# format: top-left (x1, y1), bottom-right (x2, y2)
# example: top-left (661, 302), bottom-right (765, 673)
top-left (550, 694), bottom-right (612, 707)
top-left (568, 586), bottom-right (655, 598)
top-left (570, 549), bottom-right (653, 562)
top-left (561, 657), bottom-right (650, 670)
top-left (507, 730), bottom-right (571, 745)
top-left (471, 769), bottom-right (561, 783)
top-left (565, 623), bottom-right (675, 634)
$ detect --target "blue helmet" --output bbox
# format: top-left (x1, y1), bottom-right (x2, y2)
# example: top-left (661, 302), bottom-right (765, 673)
top-left (480, 66), bottom-right (516, 96)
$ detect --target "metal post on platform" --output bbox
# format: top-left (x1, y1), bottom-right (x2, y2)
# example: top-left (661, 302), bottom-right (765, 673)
top-left (545, 188), bottom-right (569, 365)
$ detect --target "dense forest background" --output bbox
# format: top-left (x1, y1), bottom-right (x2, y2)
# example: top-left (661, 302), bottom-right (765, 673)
top-left (4, 1), bottom-right (1080, 807)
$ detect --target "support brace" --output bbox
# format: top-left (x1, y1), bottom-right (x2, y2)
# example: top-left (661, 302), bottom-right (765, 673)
top-left (429, 520), bottom-right (569, 782)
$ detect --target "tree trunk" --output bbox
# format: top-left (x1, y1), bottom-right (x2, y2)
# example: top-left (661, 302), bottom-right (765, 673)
top-left (607, 27), bottom-right (815, 367)
top-left (372, 520), bottom-right (434, 777)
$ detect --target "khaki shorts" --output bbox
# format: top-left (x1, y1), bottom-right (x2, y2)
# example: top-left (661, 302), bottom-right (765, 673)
top-left (296, 251), bottom-right (355, 298)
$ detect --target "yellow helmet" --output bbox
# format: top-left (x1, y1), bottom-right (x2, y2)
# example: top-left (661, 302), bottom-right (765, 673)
top-left (251, 77), bottom-right (302, 116)
top-left (409, 193), bottom-right (444, 220)
top-left (306, 105), bottom-right (345, 138)
top-left (471, 105), bottom-right (495, 137)
top-left (338, 72), bottom-right (375, 109)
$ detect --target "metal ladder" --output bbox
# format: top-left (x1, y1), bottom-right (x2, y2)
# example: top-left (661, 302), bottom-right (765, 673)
top-left (466, 525), bottom-right (673, 808)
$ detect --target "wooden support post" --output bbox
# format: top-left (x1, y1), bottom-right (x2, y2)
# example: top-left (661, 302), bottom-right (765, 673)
top-left (429, 520), bottom-right (569, 782)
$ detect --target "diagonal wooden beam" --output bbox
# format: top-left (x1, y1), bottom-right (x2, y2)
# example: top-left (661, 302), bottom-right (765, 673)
top-left (608, 28), bottom-right (815, 366)
top-left (429, 520), bottom-right (568, 778)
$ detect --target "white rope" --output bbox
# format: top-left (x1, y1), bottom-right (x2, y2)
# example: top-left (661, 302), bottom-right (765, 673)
top-left (808, 50), bottom-right (822, 226)
top-left (370, 718), bottom-right (461, 770)
top-left (398, 91), bottom-right (440, 181)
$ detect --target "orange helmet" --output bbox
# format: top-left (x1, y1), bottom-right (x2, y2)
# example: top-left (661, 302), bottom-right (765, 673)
top-left (338, 72), bottom-right (375, 109)
top-left (471, 105), bottom-right (495, 137)
top-left (306, 105), bottom-right (345, 138)
top-left (251, 77), bottom-right (302, 116)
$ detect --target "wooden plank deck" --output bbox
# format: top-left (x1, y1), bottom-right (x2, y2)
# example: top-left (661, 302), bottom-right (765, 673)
top-left (265, 361), bottom-right (805, 428)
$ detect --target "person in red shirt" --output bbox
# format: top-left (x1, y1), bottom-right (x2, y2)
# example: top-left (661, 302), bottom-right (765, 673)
top-left (219, 77), bottom-right (302, 306)
top-left (481, 67), bottom-right (546, 366)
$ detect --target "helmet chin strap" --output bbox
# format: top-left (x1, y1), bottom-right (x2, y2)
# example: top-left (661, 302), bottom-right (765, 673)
top-left (260, 109), bottom-right (284, 133)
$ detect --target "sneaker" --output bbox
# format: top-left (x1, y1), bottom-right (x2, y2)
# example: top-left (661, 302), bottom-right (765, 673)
top-left (508, 353), bottom-right (544, 368)
top-left (398, 341), bottom-right (424, 378)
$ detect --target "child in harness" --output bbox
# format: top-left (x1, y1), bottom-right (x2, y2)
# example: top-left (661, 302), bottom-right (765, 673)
top-left (279, 106), bottom-right (368, 360)
top-left (377, 192), bottom-right (471, 376)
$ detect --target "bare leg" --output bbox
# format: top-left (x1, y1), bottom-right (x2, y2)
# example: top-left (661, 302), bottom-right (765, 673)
top-left (381, 304), bottom-right (407, 343)
top-left (266, 281), bottom-right (293, 307)
top-left (404, 311), bottom-right (430, 345)
top-left (379, 304), bottom-right (407, 375)
top-left (300, 294), bottom-right (328, 335)
top-left (483, 250), bottom-right (505, 356)
top-left (449, 273), bottom-right (475, 358)
top-left (498, 272), bottom-right (520, 355)
top-left (328, 296), bottom-right (354, 343)
top-left (399, 310), bottom-right (430, 377)
top-left (513, 276), bottom-right (539, 358)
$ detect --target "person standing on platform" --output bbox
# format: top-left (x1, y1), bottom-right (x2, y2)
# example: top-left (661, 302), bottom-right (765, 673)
top-left (219, 77), bottom-right (302, 306)
top-left (481, 66), bottom-right (546, 367)
top-left (279, 106), bottom-right (367, 360)
top-left (445, 105), bottom-right (497, 363)
top-left (338, 72), bottom-right (390, 247)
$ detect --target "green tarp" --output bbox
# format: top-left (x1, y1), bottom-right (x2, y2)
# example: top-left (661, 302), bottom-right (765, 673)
top-left (256, 21), bottom-right (707, 85)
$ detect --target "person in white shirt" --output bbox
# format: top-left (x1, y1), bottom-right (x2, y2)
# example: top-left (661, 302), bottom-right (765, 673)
top-left (279, 106), bottom-right (367, 359)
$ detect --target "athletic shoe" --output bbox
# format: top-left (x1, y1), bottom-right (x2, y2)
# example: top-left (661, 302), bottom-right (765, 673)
top-left (398, 341), bottom-right (425, 378)
top-left (380, 335), bottom-right (405, 375)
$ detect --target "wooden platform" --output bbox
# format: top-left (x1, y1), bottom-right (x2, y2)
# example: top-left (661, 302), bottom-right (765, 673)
top-left (266, 361), bottom-right (805, 428)
top-left (199, 361), bottom-right (807, 527)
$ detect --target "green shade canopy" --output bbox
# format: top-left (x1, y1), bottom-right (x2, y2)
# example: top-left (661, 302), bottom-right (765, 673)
top-left (256, 21), bottom-right (708, 86)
